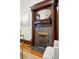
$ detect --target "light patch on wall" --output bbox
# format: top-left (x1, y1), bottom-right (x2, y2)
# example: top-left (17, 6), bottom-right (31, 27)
top-left (21, 12), bottom-right (30, 27)
top-left (20, 10), bottom-right (32, 40)
top-left (20, 0), bottom-right (44, 40)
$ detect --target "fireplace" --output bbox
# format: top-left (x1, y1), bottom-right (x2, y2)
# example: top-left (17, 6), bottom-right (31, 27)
top-left (31, 1), bottom-right (58, 48)
top-left (34, 26), bottom-right (53, 48)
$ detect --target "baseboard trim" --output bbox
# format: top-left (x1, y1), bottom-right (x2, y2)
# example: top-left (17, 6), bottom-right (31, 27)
top-left (20, 39), bottom-right (32, 45)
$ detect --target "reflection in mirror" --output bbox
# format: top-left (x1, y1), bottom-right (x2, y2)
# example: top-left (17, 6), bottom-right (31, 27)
top-left (36, 9), bottom-right (51, 20)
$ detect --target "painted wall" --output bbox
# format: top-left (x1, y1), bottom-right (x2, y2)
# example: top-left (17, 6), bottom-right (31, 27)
top-left (20, 0), bottom-right (44, 41)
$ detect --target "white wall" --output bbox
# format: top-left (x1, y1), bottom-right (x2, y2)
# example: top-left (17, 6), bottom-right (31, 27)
top-left (20, 0), bottom-right (44, 41)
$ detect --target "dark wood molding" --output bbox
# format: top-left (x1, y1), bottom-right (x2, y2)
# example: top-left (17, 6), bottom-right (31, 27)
top-left (31, 0), bottom-right (54, 11)
top-left (32, 11), bottom-right (36, 46)
top-left (54, 0), bottom-right (59, 40)
top-left (51, 5), bottom-right (55, 46)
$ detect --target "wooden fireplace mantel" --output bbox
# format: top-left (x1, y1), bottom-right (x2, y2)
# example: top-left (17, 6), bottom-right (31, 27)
top-left (31, 0), bottom-right (58, 47)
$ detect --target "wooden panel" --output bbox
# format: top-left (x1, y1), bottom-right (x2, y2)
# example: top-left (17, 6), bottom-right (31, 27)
top-left (37, 32), bottom-right (48, 36)
top-left (32, 11), bottom-right (36, 46)
top-left (31, 1), bottom-right (54, 11)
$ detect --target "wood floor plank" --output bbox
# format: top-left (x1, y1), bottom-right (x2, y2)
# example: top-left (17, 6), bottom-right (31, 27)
top-left (20, 42), bottom-right (43, 58)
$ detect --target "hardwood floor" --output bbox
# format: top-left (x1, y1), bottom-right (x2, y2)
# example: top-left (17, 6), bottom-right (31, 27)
top-left (20, 42), bottom-right (43, 59)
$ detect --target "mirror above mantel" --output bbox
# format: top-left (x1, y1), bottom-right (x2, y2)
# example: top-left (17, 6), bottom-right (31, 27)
top-left (36, 9), bottom-right (51, 20)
